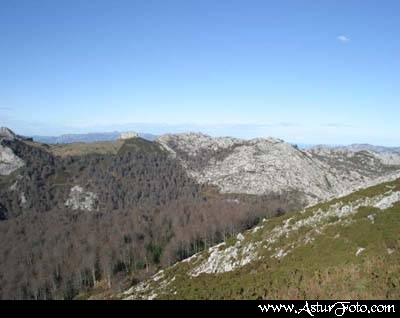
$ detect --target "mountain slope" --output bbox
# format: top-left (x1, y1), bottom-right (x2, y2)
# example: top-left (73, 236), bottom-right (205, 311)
top-left (0, 128), bottom-right (301, 299)
top-left (121, 177), bottom-right (400, 300)
top-left (157, 133), bottom-right (400, 205)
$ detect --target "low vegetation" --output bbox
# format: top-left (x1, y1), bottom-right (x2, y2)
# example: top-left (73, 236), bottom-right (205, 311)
top-left (48, 140), bottom-right (124, 157)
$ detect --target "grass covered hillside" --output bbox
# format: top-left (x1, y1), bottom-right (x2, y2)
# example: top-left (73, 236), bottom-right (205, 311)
top-left (121, 178), bottom-right (400, 300)
top-left (48, 140), bottom-right (124, 157)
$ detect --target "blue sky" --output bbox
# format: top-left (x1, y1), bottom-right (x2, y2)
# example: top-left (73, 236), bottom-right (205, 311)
top-left (1, 0), bottom-right (399, 145)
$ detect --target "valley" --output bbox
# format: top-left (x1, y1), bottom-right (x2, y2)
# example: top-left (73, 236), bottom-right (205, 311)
top-left (1, 127), bottom-right (399, 300)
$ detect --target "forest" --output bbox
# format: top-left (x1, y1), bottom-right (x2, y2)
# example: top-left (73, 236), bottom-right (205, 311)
top-left (0, 137), bottom-right (303, 299)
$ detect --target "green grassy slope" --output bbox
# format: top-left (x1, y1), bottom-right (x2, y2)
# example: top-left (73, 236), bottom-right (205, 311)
top-left (48, 140), bottom-right (124, 157)
top-left (121, 178), bottom-right (400, 300)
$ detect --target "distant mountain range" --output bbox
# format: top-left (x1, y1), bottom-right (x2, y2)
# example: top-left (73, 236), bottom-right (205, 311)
top-left (311, 143), bottom-right (400, 154)
top-left (32, 131), bottom-right (158, 144)
top-left (31, 131), bottom-right (399, 155)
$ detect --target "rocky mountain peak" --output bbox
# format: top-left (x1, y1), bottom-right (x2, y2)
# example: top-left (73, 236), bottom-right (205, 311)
top-left (0, 127), bottom-right (25, 175)
top-left (119, 131), bottom-right (139, 140)
top-left (0, 127), bottom-right (17, 140)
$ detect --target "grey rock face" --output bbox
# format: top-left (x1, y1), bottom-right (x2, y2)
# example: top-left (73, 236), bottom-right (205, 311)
top-left (119, 131), bottom-right (139, 140)
top-left (157, 133), bottom-right (400, 205)
top-left (0, 127), bottom-right (26, 175)
top-left (65, 185), bottom-right (98, 211)
top-left (0, 144), bottom-right (25, 176)
top-left (0, 127), bottom-right (16, 140)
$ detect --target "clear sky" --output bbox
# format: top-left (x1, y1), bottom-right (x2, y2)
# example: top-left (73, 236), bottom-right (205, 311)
top-left (1, 0), bottom-right (399, 145)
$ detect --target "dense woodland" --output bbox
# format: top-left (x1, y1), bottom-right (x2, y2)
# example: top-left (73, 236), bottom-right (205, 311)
top-left (0, 138), bottom-right (303, 299)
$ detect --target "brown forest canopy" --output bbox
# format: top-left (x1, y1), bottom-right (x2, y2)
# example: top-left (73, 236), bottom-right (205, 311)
top-left (0, 137), bottom-right (303, 299)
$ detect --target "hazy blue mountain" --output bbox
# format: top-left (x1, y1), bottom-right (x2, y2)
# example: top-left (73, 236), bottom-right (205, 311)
top-left (311, 143), bottom-right (400, 154)
top-left (343, 144), bottom-right (400, 153)
top-left (32, 131), bottom-right (158, 144)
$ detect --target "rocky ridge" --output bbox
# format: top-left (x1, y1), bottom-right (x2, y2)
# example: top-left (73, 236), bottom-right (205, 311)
top-left (157, 133), bottom-right (400, 205)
